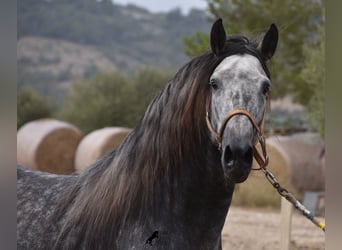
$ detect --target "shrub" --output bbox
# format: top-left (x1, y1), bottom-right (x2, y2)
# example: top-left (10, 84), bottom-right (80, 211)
top-left (59, 72), bottom-right (136, 133)
top-left (17, 87), bottom-right (54, 128)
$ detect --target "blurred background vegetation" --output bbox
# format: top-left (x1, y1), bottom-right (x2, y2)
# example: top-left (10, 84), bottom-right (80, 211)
top-left (58, 69), bottom-right (171, 133)
top-left (18, 0), bottom-right (325, 137)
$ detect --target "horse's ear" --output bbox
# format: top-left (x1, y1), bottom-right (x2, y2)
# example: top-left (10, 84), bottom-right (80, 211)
top-left (210, 18), bottom-right (227, 56)
top-left (259, 23), bottom-right (278, 60)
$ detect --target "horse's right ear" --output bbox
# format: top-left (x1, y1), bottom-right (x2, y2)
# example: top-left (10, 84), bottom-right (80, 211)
top-left (259, 23), bottom-right (278, 60)
top-left (210, 18), bottom-right (226, 56)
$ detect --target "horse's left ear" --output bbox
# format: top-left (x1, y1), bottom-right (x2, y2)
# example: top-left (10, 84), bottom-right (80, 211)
top-left (259, 23), bottom-right (278, 60)
top-left (210, 18), bottom-right (227, 56)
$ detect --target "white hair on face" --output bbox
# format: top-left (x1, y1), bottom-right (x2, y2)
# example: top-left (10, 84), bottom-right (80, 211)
top-left (213, 54), bottom-right (267, 79)
top-left (210, 54), bottom-right (270, 133)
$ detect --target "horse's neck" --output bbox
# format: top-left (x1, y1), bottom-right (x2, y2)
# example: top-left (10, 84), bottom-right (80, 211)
top-left (167, 161), bottom-right (233, 233)
top-left (122, 154), bottom-right (234, 248)
top-left (111, 81), bottom-right (234, 247)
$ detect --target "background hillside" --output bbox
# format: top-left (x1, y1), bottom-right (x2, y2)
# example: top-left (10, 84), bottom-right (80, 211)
top-left (18, 0), bottom-right (210, 103)
top-left (18, 0), bottom-right (323, 135)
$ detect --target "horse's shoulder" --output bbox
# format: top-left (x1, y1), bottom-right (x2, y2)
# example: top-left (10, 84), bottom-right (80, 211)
top-left (17, 165), bottom-right (76, 201)
top-left (17, 165), bottom-right (75, 249)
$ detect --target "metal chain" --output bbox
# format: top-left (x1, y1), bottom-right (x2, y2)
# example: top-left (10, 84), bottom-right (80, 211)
top-left (252, 130), bottom-right (325, 232)
top-left (259, 165), bottom-right (325, 232)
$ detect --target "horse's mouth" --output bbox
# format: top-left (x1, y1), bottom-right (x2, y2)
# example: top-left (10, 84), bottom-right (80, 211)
top-left (223, 163), bottom-right (252, 183)
top-left (221, 145), bottom-right (253, 183)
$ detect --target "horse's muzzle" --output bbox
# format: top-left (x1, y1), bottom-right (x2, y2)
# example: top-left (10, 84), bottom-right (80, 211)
top-left (221, 143), bottom-right (253, 183)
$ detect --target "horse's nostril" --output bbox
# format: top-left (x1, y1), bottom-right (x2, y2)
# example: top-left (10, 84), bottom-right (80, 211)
top-left (222, 145), bottom-right (253, 168)
top-left (223, 146), bottom-right (233, 166)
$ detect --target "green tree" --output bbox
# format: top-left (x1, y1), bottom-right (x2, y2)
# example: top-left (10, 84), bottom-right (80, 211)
top-left (183, 32), bottom-right (210, 58)
top-left (59, 72), bottom-right (136, 133)
top-left (184, 0), bottom-right (324, 104)
top-left (300, 24), bottom-right (325, 136)
top-left (132, 68), bottom-right (172, 115)
top-left (17, 87), bottom-right (54, 128)
top-left (58, 69), bottom-right (172, 133)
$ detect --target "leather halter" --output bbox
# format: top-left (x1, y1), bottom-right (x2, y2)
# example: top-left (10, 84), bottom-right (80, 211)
top-left (205, 97), bottom-right (269, 169)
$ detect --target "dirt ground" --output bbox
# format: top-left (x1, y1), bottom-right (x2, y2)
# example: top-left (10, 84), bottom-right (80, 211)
top-left (221, 206), bottom-right (325, 250)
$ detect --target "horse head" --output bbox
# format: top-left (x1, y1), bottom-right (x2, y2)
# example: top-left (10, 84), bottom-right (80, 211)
top-left (207, 19), bottom-right (278, 183)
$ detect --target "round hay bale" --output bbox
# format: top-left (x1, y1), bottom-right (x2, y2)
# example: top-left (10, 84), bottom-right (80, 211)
top-left (75, 127), bottom-right (131, 173)
top-left (233, 140), bottom-right (293, 207)
top-left (267, 132), bottom-right (325, 192)
top-left (17, 119), bottom-right (83, 174)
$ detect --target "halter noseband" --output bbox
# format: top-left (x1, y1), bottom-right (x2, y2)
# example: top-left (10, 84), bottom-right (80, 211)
top-left (205, 98), bottom-right (269, 169)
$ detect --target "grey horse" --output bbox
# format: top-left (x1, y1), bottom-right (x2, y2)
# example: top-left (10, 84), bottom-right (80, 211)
top-left (17, 19), bottom-right (278, 249)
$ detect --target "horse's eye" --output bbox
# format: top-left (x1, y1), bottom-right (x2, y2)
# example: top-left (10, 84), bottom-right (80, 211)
top-left (261, 81), bottom-right (271, 95)
top-left (209, 79), bottom-right (219, 90)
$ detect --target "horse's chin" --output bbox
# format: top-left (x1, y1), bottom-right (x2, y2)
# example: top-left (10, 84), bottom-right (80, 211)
top-left (223, 163), bottom-right (252, 183)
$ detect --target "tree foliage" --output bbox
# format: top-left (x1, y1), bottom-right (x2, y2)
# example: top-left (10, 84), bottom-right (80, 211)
top-left (17, 87), bottom-right (54, 128)
top-left (58, 69), bottom-right (172, 133)
top-left (300, 24), bottom-right (325, 136)
top-left (132, 68), bottom-right (172, 116)
top-left (59, 72), bottom-right (135, 133)
top-left (183, 32), bottom-right (210, 58)
top-left (184, 0), bottom-right (324, 104)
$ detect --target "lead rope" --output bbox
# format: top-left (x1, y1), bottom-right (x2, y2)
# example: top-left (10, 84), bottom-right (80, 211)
top-left (254, 133), bottom-right (326, 232)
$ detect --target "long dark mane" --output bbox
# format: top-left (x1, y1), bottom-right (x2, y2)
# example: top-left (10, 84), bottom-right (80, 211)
top-left (50, 35), bottom-right (270, 249)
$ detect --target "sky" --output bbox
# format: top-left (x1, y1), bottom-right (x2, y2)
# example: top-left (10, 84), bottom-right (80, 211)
top-left (112, 0), bottom-right (207, 14)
